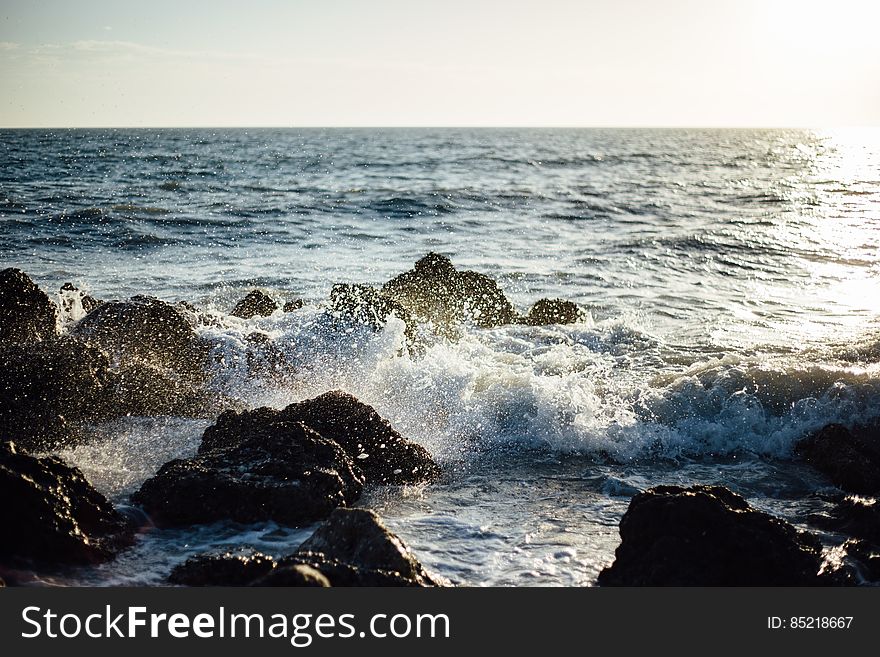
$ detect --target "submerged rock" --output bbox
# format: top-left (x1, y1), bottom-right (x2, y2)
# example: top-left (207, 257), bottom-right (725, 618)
top-left (231, 289), bottom-right (278, 319)
top-left (796, 423), bottom-right (880, 495)
top-left (168, 549), bottom-right (276, 586)
top-left (0, 268), bottom-right (58, 343)
top-left (282, 299), bottom-right (304, 313)
top-left (381, 253), bottom-right (516, 330)
top-left (598, 485), bottom-right (839, 586)
top-left (0, 337), bottom-right (115, 452)
top-left (522, 298), bottom-right (583, 326)
top-left (201, 390), bottom-right (439, 485)
top-left (168, 509), bottom-right (440, 587)
top-left (808, 495), bottom-right (880, 546)
top-left (0, 441), bottom-right (133, 566)
top-left (132, 420), bottom-right (364, 527)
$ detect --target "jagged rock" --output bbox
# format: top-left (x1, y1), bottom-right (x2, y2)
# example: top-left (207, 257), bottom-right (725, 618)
top-left (131, 420), bottom-right (364, 527)
top-left (168, 549), bottom-right (276, 586)
top-left (231, 290), bottom-right (278, 319)
top-left (251, 563), bottom-right (330, 587)
top-left (796, 423), bottom-right (880, 495)
top-left (0, 268), bottom-right (58, 343)
top-left (598, 485), bottom-right (841, 586)
top-left (201, 390), bottom-right (439, 485)
top-left (283, 299), bottom-right (304, 312)
top-left (522, 298), bottom-right (583, 325)
top-left (0, 337), bottom-right (115, 452)
top-left (0, 441), bottom-right (133, 565)
top-left (382, 253), bottom-right (516, 329)
top-left (71, 295), bottom-right (209, 379)
top-left (841, 539), bottom-right (880, 583)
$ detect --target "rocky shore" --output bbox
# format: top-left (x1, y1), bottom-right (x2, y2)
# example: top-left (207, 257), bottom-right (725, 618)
top-left (1, 256), bottom-right (879, 586)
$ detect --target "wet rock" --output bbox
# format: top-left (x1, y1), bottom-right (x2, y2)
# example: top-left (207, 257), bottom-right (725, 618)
top-left (598, 485), bottom-right (839, 586)
top-left (522, 298), bottom-right (583, 326)
top-left (294, 508), bottom-right (441, 586)
top-left (168, 549), bottom-right (276, 586)
top-left (329, 283), bottom-right (416, 345)
top-left (796, 423), bottom-right (880, 495)
top-left (840, 539), bottom-right (880, 583)
top-left (382, 253), bottom-right (516, 329)
top-left (0, 441), bottom-right (133, 565)
top-left (132, 420), bottom-right (364, 527)
top-left (0, 268), bottom-right (58, 343)
top-left (231, 289), bottom-right (278, 319)
top-left (109, 361), bottom-right (221, 418)
top-left (72, 295), bottom-right (209, 376)
top-left (0, 337), bottom-right (115, 452)
top-left (251, 563), bottom-right (330, 587)
top-left (808, 495), bottom-right (880, 545)
top-left (283, 299), bottom-right (304, 313)
top-left (201, 390), bottom-right (440, 485)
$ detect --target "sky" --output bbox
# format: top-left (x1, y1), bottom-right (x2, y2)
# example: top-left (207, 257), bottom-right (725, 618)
top-left (1, 0), bottom-right (879, 127)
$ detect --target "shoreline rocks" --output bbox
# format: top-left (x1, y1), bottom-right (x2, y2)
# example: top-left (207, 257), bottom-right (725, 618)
top-left (0, 267), bottom-right (58, 344)
top-left (168, 508), bottom-right (441, 587)
top-left (0, 441), bottom-right (133, 567)
top-left (231, 289), bottom-right (278, 319)
top-left (599, 485), bottom-right (844, 586)
top-left (795, 423), bottom-right (880, 495)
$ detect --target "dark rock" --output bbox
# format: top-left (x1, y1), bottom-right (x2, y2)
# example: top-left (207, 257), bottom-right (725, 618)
top-left (598, 485), bottom-right (839, 586)
top-left (0, 268), bottom-right (58, 343)
top-left (293, 508), bottom-right (441, 586)
top-left (231, 290), bottom-right (278, 319)
top-left (251, 563), bottom-right (330, 587)
top-left (168, 549), bottom-right (276, 586)
top-left (201, 390), bottom-right (439, 485)
top-left (109, 361), bottom-right (220, 418)
top-left (0, 338), bottom-right (115, 451)
top-left (522, 298), bottom-right (583, 326)
top-left (808, 496), bottom-right (880, 545)
top-left (382, 253), bottom-right (516, 330)
top-left (283, 299), bottom-right (304, 313)
top-left (71, 295), bottom-right (207, 375)
top-left (796, 423), bottom-right (880, 495)
top-left (329, 283), bottom-right (416, 345)
top-left (0, 441), bottom-right (133, 565)
top-left (131, 420), bottom-right (364, 527)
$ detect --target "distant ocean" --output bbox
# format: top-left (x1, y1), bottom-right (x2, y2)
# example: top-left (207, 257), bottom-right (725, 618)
top-left (2, 127), bottom-right (879, 585)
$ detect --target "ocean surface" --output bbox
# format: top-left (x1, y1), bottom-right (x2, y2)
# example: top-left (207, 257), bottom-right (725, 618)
top-left (2, 127), bottom-right (879, 585)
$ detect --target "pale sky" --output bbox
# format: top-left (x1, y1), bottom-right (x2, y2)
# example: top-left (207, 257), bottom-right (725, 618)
top-left (1, 0), bottom-right (879, 127)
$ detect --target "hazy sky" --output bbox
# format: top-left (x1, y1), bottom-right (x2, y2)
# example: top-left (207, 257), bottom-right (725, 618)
top-left (2, 0), bottom-right (879, 127)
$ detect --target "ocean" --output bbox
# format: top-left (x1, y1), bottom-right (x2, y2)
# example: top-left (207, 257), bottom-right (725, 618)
top-left (2, 127), bottom-right (879, 585)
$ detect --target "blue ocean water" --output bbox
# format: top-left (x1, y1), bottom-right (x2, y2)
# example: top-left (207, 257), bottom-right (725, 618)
top-left (2, 128), bottom-right (879, 585)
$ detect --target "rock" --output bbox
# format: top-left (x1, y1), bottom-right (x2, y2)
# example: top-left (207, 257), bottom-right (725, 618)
top-left (329, 283), bottom-right (416, 345)
top-left (109, 361), bottom-right (221, 418)
top-left (293, 508), bottom-right (440, 586)
top-left (131, 419), bottom-right (364, 527)
top-left (808, 496), bottom-right (880, 545)
top-left (598, 485), bottom-right (839, 586)
top-left (162, 509), bottom-right (440, 587)
top-left (0, 337), bottom-right (115, 451)
top-left (0, 268), bottom-right (58, 343)
top-left (0, 441), bottom-right (133, 565)
top-left (231, 290), bottom-right (278, 319)
top-left (840, 539), bottom-right (880, 583)
top-left (283, 299), bottom-right (304, 313)
top-left (796, 423), bottom-right (880, 495)
top-left (71, 295), bottom-right (209, 379)
top-left (522, 298), bottom-right (583, 325)
top-left (168, 549), bottom-right (276, 586)
top-left (381, 253), bottom-right (516, 330)
top-left (251, 563), bottom-right (330, 587)
top-left (201, 390), bottom-right (439, 485)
